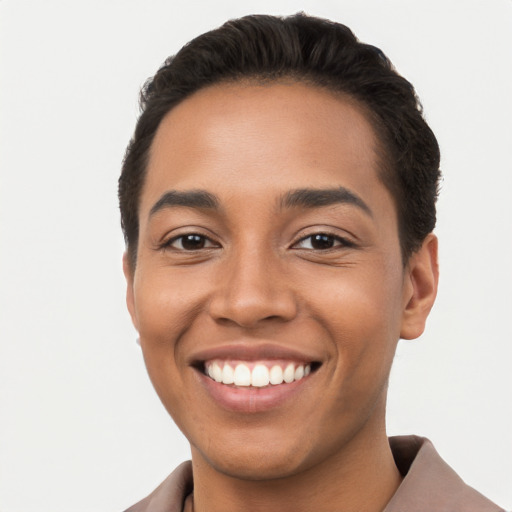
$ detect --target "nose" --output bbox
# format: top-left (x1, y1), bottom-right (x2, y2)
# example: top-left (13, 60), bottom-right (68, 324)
top-left (208, 246), bottom-right (298, 329)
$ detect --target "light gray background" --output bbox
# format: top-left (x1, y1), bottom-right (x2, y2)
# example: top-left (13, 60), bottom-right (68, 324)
top-left (1, 1), bottom-right (511, 511)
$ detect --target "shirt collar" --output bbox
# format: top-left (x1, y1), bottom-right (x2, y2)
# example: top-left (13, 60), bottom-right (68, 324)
top-left (384, 435), bottom-right (503, 512)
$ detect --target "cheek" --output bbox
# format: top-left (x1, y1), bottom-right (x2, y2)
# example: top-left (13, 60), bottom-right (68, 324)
top-left (133, 265), bottom-right (205, 341)
top-left (307, 262), bottom-right (404, 378)
top-left (132, 269), bottom-right (193, 394)
top-left (132, 262), bottom-right (218, 407)
top-left (311, 258), bottom-right (403, 328)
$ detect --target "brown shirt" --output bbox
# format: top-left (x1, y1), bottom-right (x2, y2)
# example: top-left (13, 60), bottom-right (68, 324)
top-left (124, 436), bottom-right (504, 512)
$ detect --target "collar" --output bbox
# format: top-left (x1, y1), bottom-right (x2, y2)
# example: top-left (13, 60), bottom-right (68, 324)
top-left (384, 435), bottom-right (503, 511)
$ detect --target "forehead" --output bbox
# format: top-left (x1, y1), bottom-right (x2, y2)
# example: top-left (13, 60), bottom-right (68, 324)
top-left (142, 82), bottom-right (388, 217)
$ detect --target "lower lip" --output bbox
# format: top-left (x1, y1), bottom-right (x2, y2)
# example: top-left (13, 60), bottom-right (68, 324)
top-left (196, 370), bottom-right (312, 413)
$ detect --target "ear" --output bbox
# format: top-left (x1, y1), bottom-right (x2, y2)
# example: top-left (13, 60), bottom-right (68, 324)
top-left (400, 233), bottom-right (439, 340)
top-left (123, 252), bottom-right (139, 332)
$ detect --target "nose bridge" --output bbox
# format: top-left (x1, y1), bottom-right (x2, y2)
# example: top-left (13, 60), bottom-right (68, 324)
top-left (208, 237), bottom-right (297, 327)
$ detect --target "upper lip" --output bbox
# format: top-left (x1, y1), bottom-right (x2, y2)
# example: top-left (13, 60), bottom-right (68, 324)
top-left (188, 342), bottom-right (322, 367)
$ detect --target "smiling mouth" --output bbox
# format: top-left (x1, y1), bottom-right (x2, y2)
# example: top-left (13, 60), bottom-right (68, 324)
top-left (203, 359), bottom-right (320, 387)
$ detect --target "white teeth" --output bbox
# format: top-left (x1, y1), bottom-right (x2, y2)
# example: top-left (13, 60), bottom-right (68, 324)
top-left (212, 361), bottom-right (223, 382)
top-left (222, 364), bottom-right (234, 384)
top-left (283, 363), bottom-right (295, 383)
top-left (269, 365), bottom-right (284, 385)
top-left (233, 363), bottom-right (251, 386)
top-left (251, 364), bottom-right (270, 387)
top-left (206, 361), bottom-right (313, 386)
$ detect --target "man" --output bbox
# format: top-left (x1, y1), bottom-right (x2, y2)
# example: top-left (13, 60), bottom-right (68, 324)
top-left (119, 13), bottom-right (504, 512)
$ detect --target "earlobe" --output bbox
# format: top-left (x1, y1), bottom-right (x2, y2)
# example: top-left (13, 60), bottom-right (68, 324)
top-left (400, 234), bottom-right (439, 340)
top-left (123, 252), bottom-right (139, 331)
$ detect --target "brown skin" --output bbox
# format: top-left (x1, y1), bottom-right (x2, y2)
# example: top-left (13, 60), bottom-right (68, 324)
top-left (124, 83), bottom-right (439, 512)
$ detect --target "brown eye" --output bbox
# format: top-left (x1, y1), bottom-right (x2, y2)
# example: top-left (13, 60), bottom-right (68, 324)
top-left (293, 233), bottom-right (354, 250)
top-left (310, 234), bottom-right (335, 250)
top-left (168, 234), bottom-right (217, 251)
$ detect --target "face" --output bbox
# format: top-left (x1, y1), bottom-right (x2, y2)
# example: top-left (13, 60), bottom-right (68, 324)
top-left (125, 82), bottom-right (436, 480)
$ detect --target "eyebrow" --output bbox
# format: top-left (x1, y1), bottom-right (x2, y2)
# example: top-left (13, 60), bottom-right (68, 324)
top-left (149, 190), bottom-right (220, 217)
top-left (281, 187), bottom-right (373, 217)
top-left (148, 186), bottom-right (372, 218)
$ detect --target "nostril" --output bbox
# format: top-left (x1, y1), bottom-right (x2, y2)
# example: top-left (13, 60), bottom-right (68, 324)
top-left (208, 289), bottom-right (298, 328)
top-left (207, 260), bottom-right (298, 327)
top-left (263, 314), bottom-right (286, 322)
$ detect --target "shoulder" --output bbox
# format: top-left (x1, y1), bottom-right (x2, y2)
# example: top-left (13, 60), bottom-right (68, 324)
top-left (123, 461), bottom-right (192, 512)
top-left (386, 435), bottom-right (505, 512)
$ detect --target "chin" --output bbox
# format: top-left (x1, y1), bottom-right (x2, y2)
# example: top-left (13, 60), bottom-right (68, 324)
top-left (203, 448), bottom-right (310, 481)
top-left (189, 423), bottom-right (335, 482)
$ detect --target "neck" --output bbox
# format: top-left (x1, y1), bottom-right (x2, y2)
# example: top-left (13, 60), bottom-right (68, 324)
top-left (188, 418), bottom-right (401, 512)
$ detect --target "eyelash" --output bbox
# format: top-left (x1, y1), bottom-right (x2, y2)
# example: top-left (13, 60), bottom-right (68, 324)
top-left (161, 233), bottom-right (219, 251)
top-left (160, 232), bottom-right (355, 252)
top-left (292, 233), bottom-right (356, 251)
